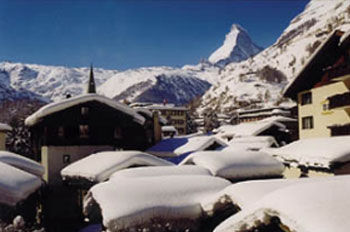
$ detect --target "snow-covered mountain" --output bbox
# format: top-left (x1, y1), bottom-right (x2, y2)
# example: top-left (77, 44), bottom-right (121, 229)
top-left (199, 0), bottom-right (350, 113)
top-left (98, 63), bottom-right (219, 104)
top-left (0, 62), bottom-right (118, 102)
top-left (2, 0), bottom-right (350, 112)
top-left (208, 24), bottom-right (262, 66)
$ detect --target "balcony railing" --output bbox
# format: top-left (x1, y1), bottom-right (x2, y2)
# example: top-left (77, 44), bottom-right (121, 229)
top-left (328, 92), bottom-right (350, 109)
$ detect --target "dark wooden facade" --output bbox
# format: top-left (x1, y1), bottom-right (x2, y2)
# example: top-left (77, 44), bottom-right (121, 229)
top-left (30, 100), bottom-right (152, 161)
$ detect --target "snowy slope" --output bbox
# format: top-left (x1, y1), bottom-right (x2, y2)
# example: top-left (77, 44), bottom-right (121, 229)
top-left (200, 0), bottom-right (350, 113)
top-left (209, 24), bottom-right (262, 66)
top-left (0, 62), bottom-right (118, 102)
top-left (98, 64), bottom-right (217, 104)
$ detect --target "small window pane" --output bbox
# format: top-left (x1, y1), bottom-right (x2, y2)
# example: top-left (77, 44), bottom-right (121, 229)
top-left (301, 92), bottom-right (312, 105)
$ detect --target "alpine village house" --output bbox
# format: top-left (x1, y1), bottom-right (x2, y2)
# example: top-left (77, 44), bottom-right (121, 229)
top-left (24, 66), bottom-right (162, 231)
top-left (284, 30), bottom-right (350, 139)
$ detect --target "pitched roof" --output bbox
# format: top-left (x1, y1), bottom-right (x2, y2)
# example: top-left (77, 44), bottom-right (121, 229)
top-left (283, 30), bottom-right (345, 100)
top-left (25, 94), bottom-right (145, 127)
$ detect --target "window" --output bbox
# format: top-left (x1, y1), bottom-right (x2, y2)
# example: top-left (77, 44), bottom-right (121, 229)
top-left (79, 125), bottom-right (89, 138)
top-left (63, 154), bottom-right (71, 164)
top-left (301, 92), bottom-right (312, 105)
top-left (58, 126), bottom-right (64, 138)
top-left (81, 107), bottom-right (89, 116)
top-left (323, 103), bottom-right (329, 111)
top-left (302, 116), bottom-right (313, 129)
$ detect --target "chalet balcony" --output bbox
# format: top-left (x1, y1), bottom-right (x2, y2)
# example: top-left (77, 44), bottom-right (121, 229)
top-left (327, 64), bottom-right (350, 80)
top-left (328, 92), bottom-right (350, 109)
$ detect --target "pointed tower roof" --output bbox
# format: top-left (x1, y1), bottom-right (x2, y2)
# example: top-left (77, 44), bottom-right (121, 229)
top-left (87, 64), bottom-right (96, 94)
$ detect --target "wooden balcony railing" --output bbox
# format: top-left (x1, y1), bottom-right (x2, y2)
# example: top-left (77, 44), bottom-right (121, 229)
top-left (328, 92), bottom-right (350, 109)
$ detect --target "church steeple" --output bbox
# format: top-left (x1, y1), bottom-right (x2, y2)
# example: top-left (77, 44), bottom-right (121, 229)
top-left (87, 64), bottom-right (96, 94)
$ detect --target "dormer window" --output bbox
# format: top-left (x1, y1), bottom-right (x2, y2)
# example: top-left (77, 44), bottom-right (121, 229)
top-left (301, 92), bottom-right (312, 105)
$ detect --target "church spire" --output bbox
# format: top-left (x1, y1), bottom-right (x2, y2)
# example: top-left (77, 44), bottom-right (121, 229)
top-left (87, 64), bottom-right (96, 94)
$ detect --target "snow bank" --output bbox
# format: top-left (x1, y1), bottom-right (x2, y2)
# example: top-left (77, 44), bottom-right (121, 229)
top-left (181, 151), bottom-right (284, 180)
top-left (214, 121), bottom-right (286, 139)
top-left (110, 165), bottom-right (211, 180)
top-left (25, 94), bottom-right (145, 126)
top-left (0, 162), bottom-right (42, 206)
top-left (0, 151), bottom-right (44, 177)
top-left (84, 175), bottom-right (230, 232)
top-left (147, 134), bottom-right (227, 157)
top-left (0, 123), bottom-right (12, 132)
top-left (215, 175), bottom-right (350, 232)
top-left (264, 136), bottom-right (350, 169)
top-left (61, 151), bottom-right (173, 183)
top-left (222, 136), bottom-right (278, 152)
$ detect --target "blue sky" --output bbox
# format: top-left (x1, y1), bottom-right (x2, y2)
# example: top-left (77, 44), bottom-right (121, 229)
top-left (0, 0), bottom-right (308, 70)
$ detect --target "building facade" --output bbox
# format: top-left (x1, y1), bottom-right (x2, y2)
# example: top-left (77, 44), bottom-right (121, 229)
top-left (284, 30), bottom-right (350, 139)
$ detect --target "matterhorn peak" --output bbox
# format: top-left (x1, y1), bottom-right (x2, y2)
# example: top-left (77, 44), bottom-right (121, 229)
top-left (208, 24), bottom-right (262, 66)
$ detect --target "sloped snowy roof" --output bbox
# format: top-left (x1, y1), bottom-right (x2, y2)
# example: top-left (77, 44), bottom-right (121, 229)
top-left (264, 136), bottom-right (350, 169)
top-left (180, 150), bottom-right (284, 180)
top-left (147, 135), bottom-right (227, 157)
top-left (214, 121), bottom-right (286, 139)
top-left (61, 151), bottom-right (173, 183)
top-left (0, 151), bottom-right (44, 177)
top-left (161, 125), bottom-right (178, 132)
top-left (0, 123), bottom-right (12, 132)
top-left (222, 136), bottom-right (278, 152)
top-left (214, 175), bottom-right (350, 232)
top-left (134, 107), bottom-right (167, 124)
top-left (110, 165), bottom-right (211, 180)
top-left (84, 175), bottom-right (230, 231)
top-left (260, 115), bottom-right (297, 123)
top-left (202, 176), bottom-right (340, 215)
top-left (25, 94), bottom-right (145, 126)
top-left (0, 162), bottom-right (42, 206)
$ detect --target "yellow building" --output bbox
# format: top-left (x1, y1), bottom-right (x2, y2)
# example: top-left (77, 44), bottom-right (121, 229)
top-left (0, 123), bottom-right (12, 150)
top-left (284, 30), bottom-right (350, 139)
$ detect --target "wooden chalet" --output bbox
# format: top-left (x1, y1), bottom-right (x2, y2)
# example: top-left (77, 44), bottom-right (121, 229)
top-left (284, 29), bottom-right (350, 138)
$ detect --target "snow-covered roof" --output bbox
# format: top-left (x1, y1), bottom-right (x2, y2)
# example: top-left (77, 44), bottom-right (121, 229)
top-left (222, 136), bottom-right (278, 152)
top-left (180, 150), bottom-right (284, 180)
top-left (25, 94), bottom-right (145, 126)
top-left (214, 121), bottom-right (286, 138)
top-left (0, 123), bottom-right (12, 132)
top-left (161, 125), bottom-right (178, 132)
top-left (0, 162), bottom-right (42, 206)
top-left (214, 175), bottom-right (350, 232)
top-left (84, 175), bottom-right (230, 231)
top-left (144, 103), bottom-right (188, 111)
top-left (61, 151), bottom-right (173, 183)
top-left (110, 165), bottom-right (211, 180)
top-left (0, 151), bottom-right (44, 177)
top-left (147, 135), bottom-right (228, 157)
top-left (134, 108), bottom-right (167, 124)
top-left (264, 136), bottom-right (350, 169)
top-left (260, 115), bottom-right (297, 123)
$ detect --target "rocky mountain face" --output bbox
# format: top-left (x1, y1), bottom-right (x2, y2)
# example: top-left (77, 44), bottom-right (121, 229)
top-left (199, 0), bottom-right (350, 114)
top-left (208, 24), bottom-right (262, 66)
